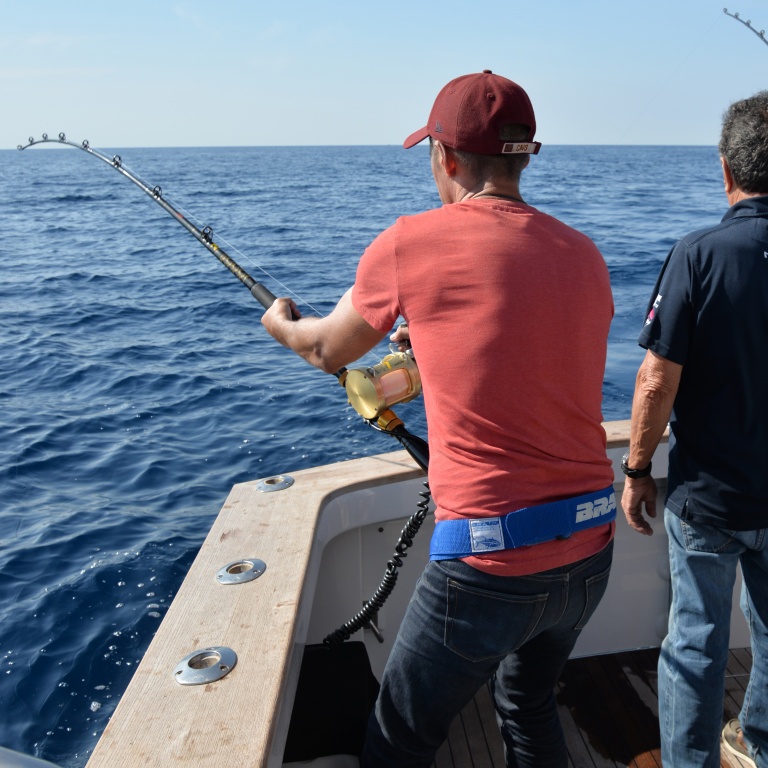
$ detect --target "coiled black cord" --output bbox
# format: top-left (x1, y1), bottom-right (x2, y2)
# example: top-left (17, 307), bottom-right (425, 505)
top-left (323, 481), bottom-right (432, 647)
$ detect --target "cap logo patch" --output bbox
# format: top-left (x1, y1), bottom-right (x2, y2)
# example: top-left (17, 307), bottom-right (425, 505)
top-left (501, 142), bottom-right (541, 155)
top-left (435, 122), bottom-right (443, 133)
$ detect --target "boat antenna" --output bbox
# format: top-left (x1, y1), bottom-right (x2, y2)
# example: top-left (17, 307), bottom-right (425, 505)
top-left (17, 134), bottom-right (429, 472)
top-left (723, 8), bottom-right (768, 47)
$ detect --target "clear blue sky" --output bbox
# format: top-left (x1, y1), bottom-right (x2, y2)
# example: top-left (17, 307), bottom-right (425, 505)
top-left (2, 0), bottom-right (767, 149)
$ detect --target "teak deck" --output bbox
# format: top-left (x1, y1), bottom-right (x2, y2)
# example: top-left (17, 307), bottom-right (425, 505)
top-left (438, 647), bottom-right (754, 768)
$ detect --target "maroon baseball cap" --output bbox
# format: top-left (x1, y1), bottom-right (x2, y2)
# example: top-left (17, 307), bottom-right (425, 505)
top-left (403, 70), bottom-right (541, 156)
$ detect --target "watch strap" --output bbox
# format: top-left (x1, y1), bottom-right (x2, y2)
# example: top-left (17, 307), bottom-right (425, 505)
top-left (621, 451), bottom-right (652, 479)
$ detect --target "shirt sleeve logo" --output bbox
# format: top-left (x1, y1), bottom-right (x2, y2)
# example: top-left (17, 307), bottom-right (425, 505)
top-left (645, 293), bottom-right (663, 326)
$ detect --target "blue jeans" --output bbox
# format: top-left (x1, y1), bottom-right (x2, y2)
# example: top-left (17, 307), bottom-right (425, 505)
top-left (660, 508), bottom-right (768, 768)
top-left (361, 541), bottom-right (613, 768)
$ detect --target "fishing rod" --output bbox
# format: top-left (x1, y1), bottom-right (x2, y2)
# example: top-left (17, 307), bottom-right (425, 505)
top-left (17, 133), bottom-right (429, 472)
top-left (723, 8), bottom-right (768, 48)
top-left (19, 134), bottom-right (279, 307)
top-left (19, 133), bottom-right (432, 647)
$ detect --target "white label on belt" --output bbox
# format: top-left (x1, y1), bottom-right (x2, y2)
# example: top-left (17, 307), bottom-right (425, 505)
top-left (469, 518), bottom-right (504, 553)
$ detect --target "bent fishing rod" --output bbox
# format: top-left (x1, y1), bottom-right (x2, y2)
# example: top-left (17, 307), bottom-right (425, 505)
top-left (18, 133), bottom-right (429, 473)
top-left (723, 8), bottom-right (768, 48)
top-left (20, 134), bottom-right (432, 646)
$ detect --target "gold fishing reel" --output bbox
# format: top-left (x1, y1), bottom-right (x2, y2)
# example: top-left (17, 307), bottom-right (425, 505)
top-left (340, 347), bottom-right (422, 421)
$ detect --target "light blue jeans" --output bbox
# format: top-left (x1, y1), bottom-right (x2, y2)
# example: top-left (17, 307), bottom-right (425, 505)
top-left (660, 508), bottom-right (768, 768)
top-left (361, 542), bottom-right (613, 768)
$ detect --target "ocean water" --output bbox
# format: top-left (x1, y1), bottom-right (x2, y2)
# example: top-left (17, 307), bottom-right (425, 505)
top-left (0, 143), bottom-right (725, 765)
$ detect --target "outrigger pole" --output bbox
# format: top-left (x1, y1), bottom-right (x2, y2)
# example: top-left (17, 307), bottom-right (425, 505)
top-left (723, 8), bottom-right (768, 48)
top-left (18, 133), bottom-right (429, 473)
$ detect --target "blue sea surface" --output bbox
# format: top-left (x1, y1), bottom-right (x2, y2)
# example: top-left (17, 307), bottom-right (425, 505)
top-left (0, 143), bottom-right (724, 765)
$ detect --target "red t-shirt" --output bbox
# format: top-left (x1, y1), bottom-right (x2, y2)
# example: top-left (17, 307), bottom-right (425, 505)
top-left (352, 198), bottom-right (614, 575)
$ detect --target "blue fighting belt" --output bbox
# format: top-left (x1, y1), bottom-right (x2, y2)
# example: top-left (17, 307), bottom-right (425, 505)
top-left (430, 486), bottom-right (616, 560)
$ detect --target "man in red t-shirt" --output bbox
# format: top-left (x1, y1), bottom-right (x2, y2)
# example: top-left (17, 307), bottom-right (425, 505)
top-left (262, 70), bottom-right (614, 768)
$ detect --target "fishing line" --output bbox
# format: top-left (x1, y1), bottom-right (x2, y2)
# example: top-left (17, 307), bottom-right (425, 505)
top-left (108, 157), bottom-right (327, 318)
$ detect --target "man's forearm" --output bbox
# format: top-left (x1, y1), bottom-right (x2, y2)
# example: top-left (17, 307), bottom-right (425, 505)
top-left (261, 289), bottom-right (387, 374)
top-left (628, 350), bottom-right (682, 468)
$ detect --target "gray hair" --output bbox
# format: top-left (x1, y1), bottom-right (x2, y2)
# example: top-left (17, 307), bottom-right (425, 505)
top-left (719, 91), bottom-right (768, 194)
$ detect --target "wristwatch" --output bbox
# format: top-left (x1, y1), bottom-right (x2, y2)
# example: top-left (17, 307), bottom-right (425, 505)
top-left (621, 451), bottom-right (652, 479)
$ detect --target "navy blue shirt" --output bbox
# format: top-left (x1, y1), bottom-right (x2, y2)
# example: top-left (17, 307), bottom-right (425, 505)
top-left (639, 195), bottom-right (768, 529)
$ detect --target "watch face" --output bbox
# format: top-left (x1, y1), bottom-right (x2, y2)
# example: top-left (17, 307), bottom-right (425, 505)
top-left (621, 451), bottom-right (649, 477)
